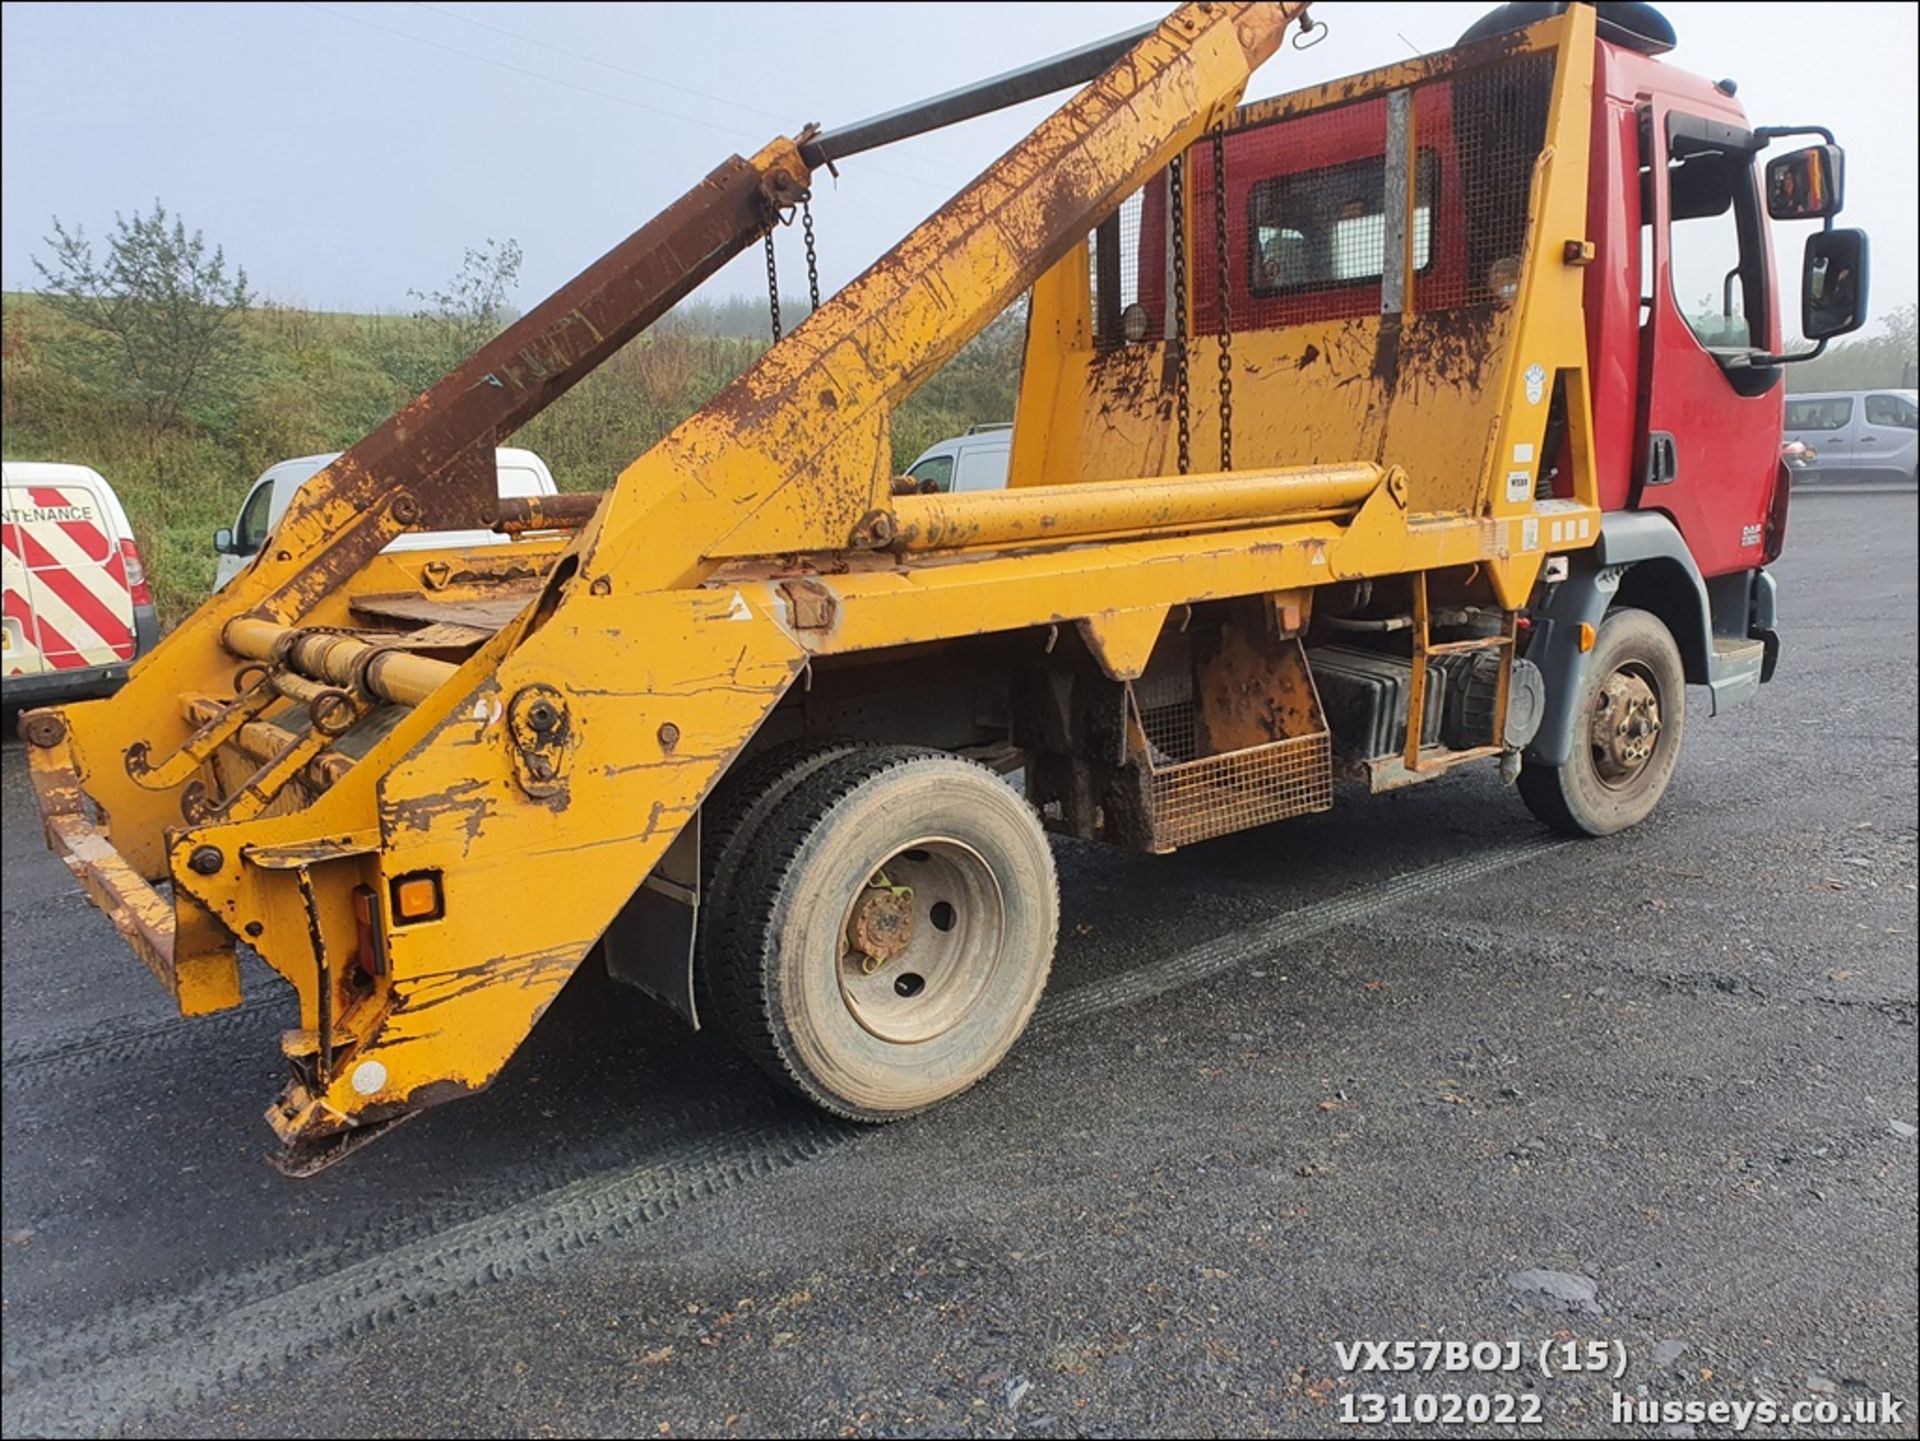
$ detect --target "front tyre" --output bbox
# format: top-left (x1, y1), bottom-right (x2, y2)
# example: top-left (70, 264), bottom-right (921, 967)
top-left (1520, 606), bottom-right (1686, 838)
top-left (722, 747), bottom-right (1058, 1121)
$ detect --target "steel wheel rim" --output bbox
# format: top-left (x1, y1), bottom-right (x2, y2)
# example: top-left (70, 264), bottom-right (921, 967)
top-left (837, 837), bottom-right (1006, 1045)
top-left (1589, 660), bottom-right (1663, 789)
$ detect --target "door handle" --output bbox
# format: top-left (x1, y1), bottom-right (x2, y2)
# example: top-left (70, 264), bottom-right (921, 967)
top-left (1859, 436), bottom-right (1878, 444)
top-left (1644, 431), bottom-right (1678, 486)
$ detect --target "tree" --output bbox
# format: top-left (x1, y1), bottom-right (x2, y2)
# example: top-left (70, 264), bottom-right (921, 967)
top-left (409, 237), bottom-right (523, 358)
top-left (1786, 302), bottom-right (1918, 393)
top-left (32, 200), bottom-right (252, 436)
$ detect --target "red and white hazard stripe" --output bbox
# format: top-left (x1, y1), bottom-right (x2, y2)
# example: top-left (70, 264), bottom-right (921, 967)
top-left (0, 486), bottom-right (136, 671)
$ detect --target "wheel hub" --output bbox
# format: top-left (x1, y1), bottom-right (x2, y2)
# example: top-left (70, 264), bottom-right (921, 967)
top-left (837, 839), bottom-right (1006, 1045)
top-left (847, 880), bottom-right (916, 972)
top-left (1591, 667), bottom-right (1662, 785)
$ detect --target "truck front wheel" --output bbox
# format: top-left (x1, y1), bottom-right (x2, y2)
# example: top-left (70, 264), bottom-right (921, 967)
top-left (1520, 606), bottom-right (1686, 838)
top-left (720, 747), bottom-right (1059, 1121)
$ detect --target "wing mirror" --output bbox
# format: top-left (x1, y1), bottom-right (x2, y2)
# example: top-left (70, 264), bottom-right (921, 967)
top-left (1802, 228), bottom-right (1868, 341)
top-left (214, 526), bottom-right (236, 555)
top-left (1766, 144), bottom-right (1844, 220)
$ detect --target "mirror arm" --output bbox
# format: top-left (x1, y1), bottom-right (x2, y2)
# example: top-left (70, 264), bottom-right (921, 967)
top-left (1745, 338), bottom-right (1827, 369)
top-left (1753, 124), bottom-right (1836, 147)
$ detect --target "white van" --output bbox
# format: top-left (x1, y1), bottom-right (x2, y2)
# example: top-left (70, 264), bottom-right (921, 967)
top-left (901, 424), bottom-right (1013, 494)
top-left (214, 446), bottom-right (559, 591)
top-left (1782, 389), bottom-right (1918, 485)
top-left (2, 462), bottom-right (159, 706)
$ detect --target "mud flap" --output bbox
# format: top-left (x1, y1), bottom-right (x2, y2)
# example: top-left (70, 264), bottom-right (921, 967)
top-left (601, 815), bottom-right (702, 1028)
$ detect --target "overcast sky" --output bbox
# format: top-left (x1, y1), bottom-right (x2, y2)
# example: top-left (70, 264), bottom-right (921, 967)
top-left (3, 1), bottom-right (1914, 338)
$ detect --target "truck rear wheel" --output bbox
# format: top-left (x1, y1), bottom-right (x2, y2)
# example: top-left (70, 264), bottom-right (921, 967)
top-left (695, 737), bottom-right (860, 1026)
top-left (1520, 606), bottom-right (1686, 837)
top-left (719, 747), bottom-right (1058, 1121)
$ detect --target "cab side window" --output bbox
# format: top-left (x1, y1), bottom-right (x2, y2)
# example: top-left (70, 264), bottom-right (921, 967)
top-left (234, 481), bottom-right (277, 554)
top-left (907, 455), bottom-right (954, 494)
top-left (1664, 125), bottom-right (1767, 359)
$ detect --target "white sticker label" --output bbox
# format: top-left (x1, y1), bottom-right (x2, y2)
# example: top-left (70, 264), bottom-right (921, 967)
top-left (723, 591), bottom-right (752, 622)
top-left (1521, 517), bottom-right (1540, 552)
top-left (351, 1061), bottom-right (389, 1096)
top-left (1513, 442), bottom-right (1536, 464)
top-left (1550, 520), bottom-right (1565, 544)
top-left (1741, 523), bottom-right (1762, 547)
top-left (1579, 517), bottom-right (1591, 540)
top-left (1524, 364), bottom-right (1547, 405)
top-left (1506, 469), bottom-right (1532, 503)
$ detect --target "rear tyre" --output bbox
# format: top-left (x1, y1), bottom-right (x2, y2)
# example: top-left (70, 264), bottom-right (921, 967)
top-left (694, 737), bottom-right (860, 1027)
top-left (721, 747), bottom-right (1058, 1121)
top-left (1520, 606), bottom-right (1686, 838)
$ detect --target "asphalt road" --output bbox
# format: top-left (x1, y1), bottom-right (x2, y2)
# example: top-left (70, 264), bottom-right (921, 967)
top-left (3, 491), bottom-right (1915, 1439)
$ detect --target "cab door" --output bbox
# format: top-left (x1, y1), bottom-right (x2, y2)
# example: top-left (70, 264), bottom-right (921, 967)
top-left (1635, 106), bottom-right (1783, 577)
top-left (217, 476), bottom-right (278, 591)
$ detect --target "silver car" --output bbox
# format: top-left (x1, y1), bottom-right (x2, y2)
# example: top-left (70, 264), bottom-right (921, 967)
top-left (1782, 389), bottom-right (1918, 485)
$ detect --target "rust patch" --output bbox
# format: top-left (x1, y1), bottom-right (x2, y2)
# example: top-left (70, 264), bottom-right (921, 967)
top-left (381, 777), bottom-right (494, 850)
top-left (778, 576), bottom-right (838, 631)
top-left (1090, 343), bottom-right (1167, 416)
top-left (404, 1078), bottom-right (483, 1111)
top-left (1398, 304), bottom-right (1502, 393)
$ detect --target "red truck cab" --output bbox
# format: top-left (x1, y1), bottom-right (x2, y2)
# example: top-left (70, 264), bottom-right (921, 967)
top-left (1113, 0), bottom-right (1866, 828)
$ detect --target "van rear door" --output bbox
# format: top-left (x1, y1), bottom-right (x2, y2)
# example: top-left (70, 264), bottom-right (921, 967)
top-left (4, 477), bottom-right (136, 672)
top-left (2, 489), bottom-right (42, 679)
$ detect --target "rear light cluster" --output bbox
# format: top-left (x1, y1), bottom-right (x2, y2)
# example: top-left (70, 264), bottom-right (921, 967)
top-left (119, 538), bottom-right (153, 608)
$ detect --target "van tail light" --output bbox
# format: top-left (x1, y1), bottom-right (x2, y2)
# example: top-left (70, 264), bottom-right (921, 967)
top-left (119, 538), bottom-right (154, 608)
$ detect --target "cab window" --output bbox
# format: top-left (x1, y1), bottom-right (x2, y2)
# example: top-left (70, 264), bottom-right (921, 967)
top-left (1864, 393), bottom-right (1917, 429)
top-left (907, 454), bottom-right (954, 493)
top-left (1664, 123), bottom-right (1767, 357)
top-left (234, 480), bottom-right (276, 554)
top-left (1248, 152), bottom-right (1436, 295)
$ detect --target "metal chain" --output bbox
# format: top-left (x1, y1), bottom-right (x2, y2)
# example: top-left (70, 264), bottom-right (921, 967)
top-left (801, 196), bottom-right (821, 316)
top-left (1212, 127), bottom-right (1234, 472)
top-left (1169, 154), bottom-right (1191, 476)
top-left (764, 226), bottom-right (783, 344)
